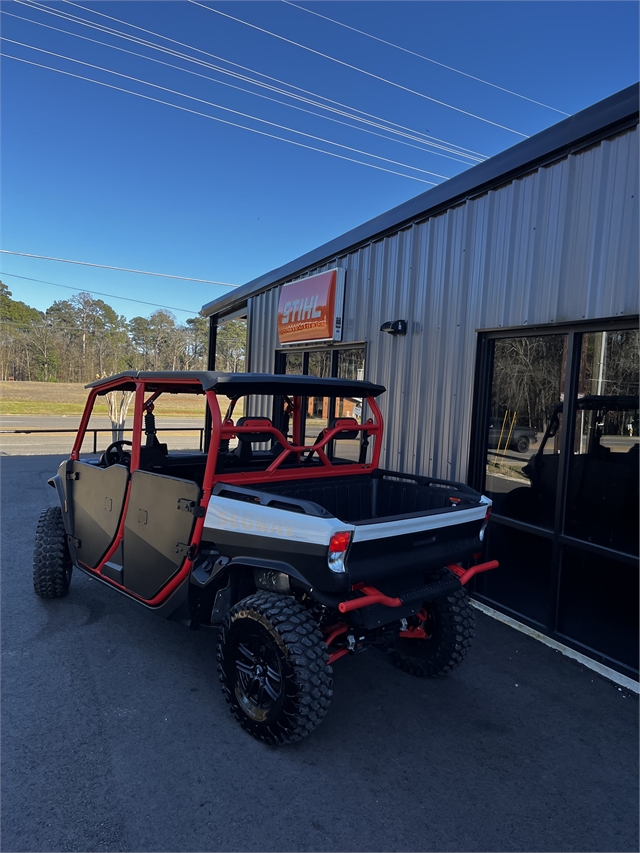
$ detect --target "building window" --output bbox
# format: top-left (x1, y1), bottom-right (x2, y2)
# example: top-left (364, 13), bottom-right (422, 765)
top-left (276, 345), bottom-right (366, 461)
top-left (470, 322), bottom-right (639, 679)
top-left (485, 333), bottom-right (567, 529)
top-left (214, 317), bottom-right (247, 373)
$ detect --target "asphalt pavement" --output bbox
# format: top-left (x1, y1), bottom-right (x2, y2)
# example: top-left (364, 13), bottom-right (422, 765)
top-left (1, 456), bottom-right (638, 852)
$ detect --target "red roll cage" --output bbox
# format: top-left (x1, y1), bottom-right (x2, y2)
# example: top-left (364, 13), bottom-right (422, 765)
top-left (68, 374), bottom-right (384, 607)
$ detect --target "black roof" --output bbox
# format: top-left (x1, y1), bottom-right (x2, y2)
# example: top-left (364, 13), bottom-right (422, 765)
top-left (201, 84), bottom-right (638, 318)
top-left (86, 371), bottom-right (386, 398)
top-left (552, 394), bottom-right (639, 412)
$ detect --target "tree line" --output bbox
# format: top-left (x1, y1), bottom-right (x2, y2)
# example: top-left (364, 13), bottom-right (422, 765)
top-left (0, 282), bottom-right (246, 382)
top-left (491, 331), bottom-right (638, 430)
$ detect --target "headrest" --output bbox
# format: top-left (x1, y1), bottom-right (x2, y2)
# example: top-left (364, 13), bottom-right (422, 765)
top-left (236, 417), bottom-right (274, 443)
top-left (329, 417), bottom-right (359, 440)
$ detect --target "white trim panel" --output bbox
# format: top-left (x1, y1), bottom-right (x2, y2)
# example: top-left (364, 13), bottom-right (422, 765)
top-left (351, 497), bottom-right (491, 543)
top-left (204, 495), bottom-right (353, 546)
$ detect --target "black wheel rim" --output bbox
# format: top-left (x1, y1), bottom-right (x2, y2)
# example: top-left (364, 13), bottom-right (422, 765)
top-left (233, 629), bottom-right (284, 722)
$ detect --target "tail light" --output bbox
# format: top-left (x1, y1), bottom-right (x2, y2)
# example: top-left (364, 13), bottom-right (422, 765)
top-left (328, 531), bottom-right (352, 573)
top-left (479, 506), bottom-right (491, 542)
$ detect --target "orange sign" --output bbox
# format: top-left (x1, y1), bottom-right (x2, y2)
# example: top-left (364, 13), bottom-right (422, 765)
top-left (277, 269), bottom-right (345, 345)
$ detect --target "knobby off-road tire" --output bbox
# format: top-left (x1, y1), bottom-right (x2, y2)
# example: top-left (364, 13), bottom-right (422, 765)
top-left (217, 591), bottom-right (333, 744)
top-left (33, 506), bottom-right (72, 598)
top-left (390, 566), bottom-right (475, 677)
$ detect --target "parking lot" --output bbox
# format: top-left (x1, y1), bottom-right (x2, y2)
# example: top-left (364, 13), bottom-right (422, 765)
top-left (2, 455), bottom-right (638, 852)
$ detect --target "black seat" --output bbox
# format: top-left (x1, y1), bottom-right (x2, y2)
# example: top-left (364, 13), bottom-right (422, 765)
top-left (140, 444), bottom-right (169, 471)
top-left (234, 417), bottom-right (277, 465)
top-left (329, 417), bottom-right (360, 439)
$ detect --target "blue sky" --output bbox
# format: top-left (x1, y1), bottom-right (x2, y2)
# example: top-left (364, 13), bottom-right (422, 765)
top-left (1, 1), bottom-right (638, 321)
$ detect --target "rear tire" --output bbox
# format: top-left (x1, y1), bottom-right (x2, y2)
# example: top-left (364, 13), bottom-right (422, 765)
top-left (390, 567), bottom-right (475, 677)
top-left (217, 592), bottom-right (333, 744)
top-left (516, 435), bottom-right (530, 453)
top-left (33, 506), bottom-right (72, 598)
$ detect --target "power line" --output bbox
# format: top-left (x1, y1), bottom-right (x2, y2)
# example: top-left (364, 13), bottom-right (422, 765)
top-left (24, 0), bottom-right (483, 162)
top-left (2, 10), bottom-right (481, 168)
top-left (281, 0), bottom-right (570, 116)
top-left (58, 0), bottom-right (485, 154)
top-left (3, 37), bottom-right (447, 180)
top-left (34, 0), bottom-right (488, 160)
top-left (0, 250), bottom-right (238, 287)
top-left (2, 52), bottom-right (437, 184)
top-left (0, 272), bottom-right (202, 314)
top-left (189, 1), bottom-right (530, 138)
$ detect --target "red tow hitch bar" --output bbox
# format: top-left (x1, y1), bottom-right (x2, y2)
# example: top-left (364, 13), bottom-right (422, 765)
top-left (337, 560), bottom-right (499, 614)
top-left (327, 560), bottom-right (499, 663)
top-left (446, 559), bottom-right (499, 585)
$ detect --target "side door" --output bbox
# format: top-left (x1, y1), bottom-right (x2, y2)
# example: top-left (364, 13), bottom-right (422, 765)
top-left (122, 470), bottom-right (201, 600)
top-left (62, 459), bottom-right (129, 569)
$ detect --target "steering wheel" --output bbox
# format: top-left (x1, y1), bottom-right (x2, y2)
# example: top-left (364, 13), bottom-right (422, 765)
top-left (101, 440), bottom-right (132, 467)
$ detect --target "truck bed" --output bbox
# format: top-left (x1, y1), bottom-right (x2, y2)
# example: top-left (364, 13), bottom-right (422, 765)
top-left (246, 469), bottom-right (484, 524)
top-left (203, 470), bottom-right (489, 601)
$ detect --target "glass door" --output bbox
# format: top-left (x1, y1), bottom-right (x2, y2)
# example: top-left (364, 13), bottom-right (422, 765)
top-left (471, 324), bottom-right (639, 678)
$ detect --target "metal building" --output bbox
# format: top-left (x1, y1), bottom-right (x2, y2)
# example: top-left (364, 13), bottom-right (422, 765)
top-left (202, 85), bottom-right (639, 682)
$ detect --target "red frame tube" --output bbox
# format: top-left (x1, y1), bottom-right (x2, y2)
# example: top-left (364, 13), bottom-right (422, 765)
top-left (215, 399), bottom-right (383, 485)
top-left (447, 560), bottom-right (499, 585)
top-left (71, 387), bottom-right (99, 460)
top-left (324, 623), bottom-right (348, 647)
top-left (78, 381), bottom-right (216, 606)
top-left (67, 379), bottom-right (385, 610)
top-left (338, 585), bottom-right (403, 613)
top-left (338, 560), bottom-right (500, 614)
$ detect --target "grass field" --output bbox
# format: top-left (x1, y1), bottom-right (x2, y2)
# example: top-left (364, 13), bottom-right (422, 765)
top-left (0, 382), bottom-right (208, 416)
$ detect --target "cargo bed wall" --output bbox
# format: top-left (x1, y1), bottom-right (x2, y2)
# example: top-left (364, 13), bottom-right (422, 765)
top-left (249, 472), bottom-right (478, 523)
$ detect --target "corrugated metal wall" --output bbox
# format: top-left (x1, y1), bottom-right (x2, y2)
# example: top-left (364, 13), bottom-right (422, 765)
top-left (247, 125), bottom-right (639, 481)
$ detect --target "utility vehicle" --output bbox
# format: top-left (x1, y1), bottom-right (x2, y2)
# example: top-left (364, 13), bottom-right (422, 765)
top-left (34, 371), bottom-right (497, 743)
top-left (488, 420), bottom-right (537, 454)
top-left (501, 394), bottom-right (639, 553)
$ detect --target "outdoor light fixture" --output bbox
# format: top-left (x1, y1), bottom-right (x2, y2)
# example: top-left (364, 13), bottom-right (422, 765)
top-left (380, 320), bottom-right (407, 336)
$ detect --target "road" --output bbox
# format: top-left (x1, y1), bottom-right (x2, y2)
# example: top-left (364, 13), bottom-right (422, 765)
top-left (1, 456), bottom-right (638, 852)
top-left (0, 416), bottom-right (204, 456)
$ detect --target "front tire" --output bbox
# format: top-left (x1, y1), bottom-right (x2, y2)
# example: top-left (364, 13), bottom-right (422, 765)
top-left (217, 592), bottom-right (333, 744)
top-left (390, 567), bottom-right (475, 677)
top-left (33, 506), bottom-right (72, 598)
top-left (516, 435), bottom-right (530, 453)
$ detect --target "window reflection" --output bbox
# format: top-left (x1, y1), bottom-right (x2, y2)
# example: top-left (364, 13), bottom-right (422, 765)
top-left (566, 330), bottom-right (639, 554)
top-left (307, 351), bottom-right (332, 378)
top-left (337, 348), bottom-right (365, 381)
top-left (284, 351), bottom-right (303, 374)
top-left (485, 334), bottom-right (566, 527)
top-left (335, 348), bottom-right (366, 460)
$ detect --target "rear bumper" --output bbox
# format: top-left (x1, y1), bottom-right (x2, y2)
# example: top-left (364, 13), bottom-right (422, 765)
top-left (337, 560), bottom-right (499, 614)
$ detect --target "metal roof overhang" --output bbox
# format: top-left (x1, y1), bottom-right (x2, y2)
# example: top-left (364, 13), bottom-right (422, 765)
top-left (201, 84), bottom-right (639, 319)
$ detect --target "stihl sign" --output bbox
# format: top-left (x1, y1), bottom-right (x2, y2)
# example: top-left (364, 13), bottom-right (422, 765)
top-left (277, 269), bottom-right (345, 345)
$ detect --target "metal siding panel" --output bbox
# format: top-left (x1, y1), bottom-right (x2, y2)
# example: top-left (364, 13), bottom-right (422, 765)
top-left (246, 289), bottom-right (279, 418)
top-left (202, 87), bottom-right (638, 318)
top-left (240, 126), bottom-right (638, 480)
